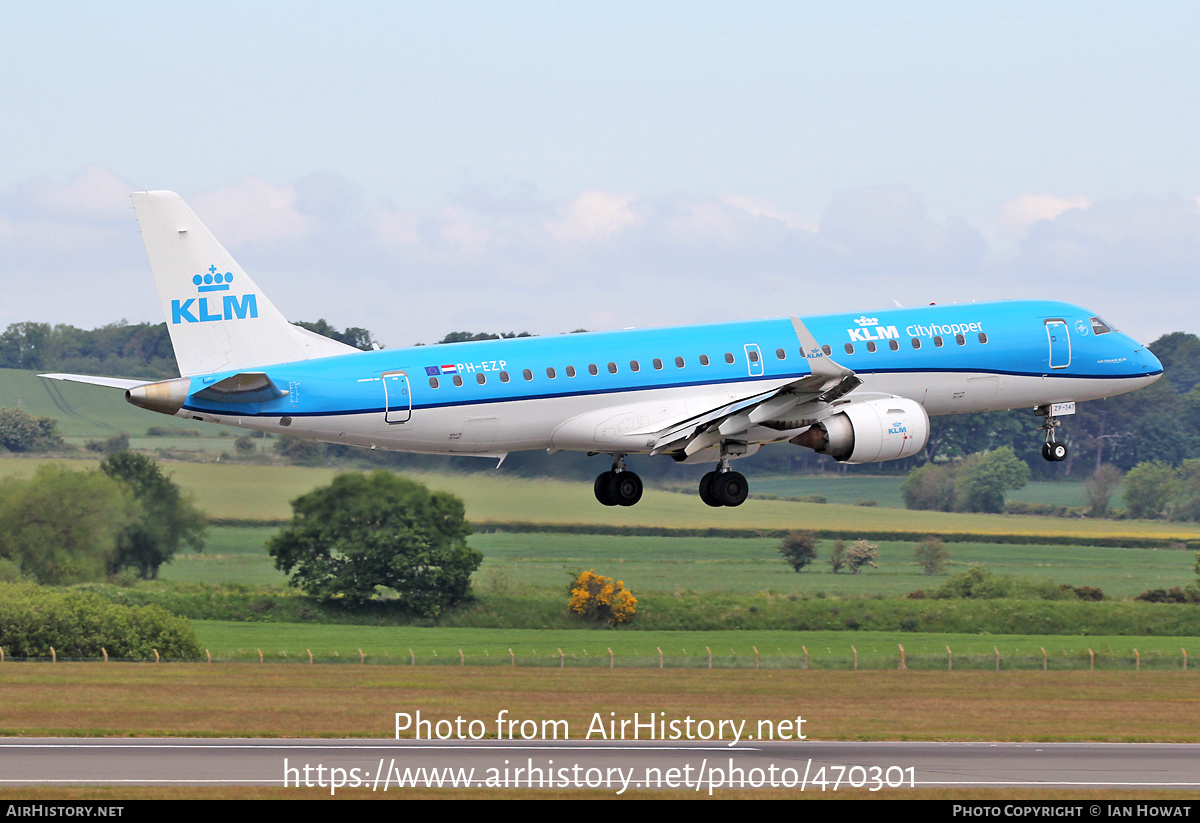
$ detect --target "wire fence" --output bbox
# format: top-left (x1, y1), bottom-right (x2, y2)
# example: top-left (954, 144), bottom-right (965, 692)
top-left (4, 645), bottom-right (1194, 671)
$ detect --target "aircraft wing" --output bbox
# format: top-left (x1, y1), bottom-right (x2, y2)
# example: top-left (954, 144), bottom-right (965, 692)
top-left (642, 317), bottom-right (863, 457)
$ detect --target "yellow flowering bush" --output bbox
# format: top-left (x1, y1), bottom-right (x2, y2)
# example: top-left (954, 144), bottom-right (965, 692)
top-left (568, 569), bottom-right (637, 626)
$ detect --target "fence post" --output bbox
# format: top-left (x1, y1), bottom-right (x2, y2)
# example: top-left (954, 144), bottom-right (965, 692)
top-left (852, 646), bottom-right (857, 671)
top-left (609, 648), bottom-right (614, 669)
top-left (803, 646), bottom-right (808, 671)
top-left (257, 649), bottom-right (263, 663)
top-left (0, 647), bottom-right (4, 662)
top-left (154, 649), bottom-right (160, 663)
top-left (1134, 649), bottom-right (1140, 672)
top-left (410, 648), bottom-right (415, 666)
top-left (706, 646), bottom-right (712, 670)
top-left (509, 648), bottom-right (515, 667)
top-left (102, 648), bottom-right (108, 663)
top-left (458, 649), bottom-right (464, 666)
top-left (359, 649), bottom-right (366, 664)
top-left (1183, 649), bottom-right (1188, 671)
top-left (994, 647), bottom-right (1000, 672)
top-left (898, 644), bottom-right (906, 671)
top-left (206, 649), bottom-right (211, 664)
top-left (307, 649), bottom-right (313, 664)
top-left (1042, 647), bottom-right (1047, 671)
top-left (559, 648), bottom-right (565, 669)
top-left (50, 647), bottom-right (56, 663)
top-left (753, 647), bottom-right (759, 670)
top-left (1089, 649), bottom-right (1095, 671)
top-left (946, 645), bottom-right (952, 671)
top-left (657, 647), bottom-right (663, 669)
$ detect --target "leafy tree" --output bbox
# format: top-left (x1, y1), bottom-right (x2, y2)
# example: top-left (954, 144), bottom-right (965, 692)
top-left (0, 408), bottom-right (63, 452)
top-left (0, 465), bottom-right (137, 584)
top-left (778, 531), bottom-right (818, 572)
top-left (900, 462), bottom-right (957, 511)
top-left (100, 452), bottom-right (207, 579)
top-left (268, 471), bottom-right (480, 615)
top-left (955, 447), bottom-right (1030, 513)
top-left (845, 540), bottom-right (879, 574)
top-left (829, 540), bottom-right (846, 574)
top-left (1169, 459), bottom-right (1200, 522)
top-left (1122, 461), bottom-right (1177, 519)
top-left (913, 537), bottom-right (949, 576)
top-left (293, 319), bottom-right (381, 351)
top-left (1084, 463), bottom-right (1123, 517)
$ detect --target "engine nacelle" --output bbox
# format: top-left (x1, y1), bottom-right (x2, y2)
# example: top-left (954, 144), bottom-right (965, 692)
top-left (792, 397), bottom-right (929, 464)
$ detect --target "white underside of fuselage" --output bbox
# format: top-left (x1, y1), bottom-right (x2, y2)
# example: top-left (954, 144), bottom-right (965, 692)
top-left (178, 369), bottom-right (1158, 459)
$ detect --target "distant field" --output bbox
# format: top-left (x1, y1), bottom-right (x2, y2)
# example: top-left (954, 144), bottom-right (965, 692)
top-left (750, 475), bottom-right (1107, 510)
top-left (3, 457), bottom-right (1198, 542)
top-left (167, 523), bottom-right (1196, 600)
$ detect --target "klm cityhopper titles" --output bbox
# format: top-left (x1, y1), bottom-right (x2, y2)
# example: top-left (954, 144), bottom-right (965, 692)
top-left (42, 191), bottom-right (1163, 508)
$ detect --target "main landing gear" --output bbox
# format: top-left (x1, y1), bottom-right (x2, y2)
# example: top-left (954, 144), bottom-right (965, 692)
top-left (1036, 405), bottom-right (1069, 462)
top-left (699, 442), bottom-right (750, 507)
top-left (594, 455), bottom-right (643, 507)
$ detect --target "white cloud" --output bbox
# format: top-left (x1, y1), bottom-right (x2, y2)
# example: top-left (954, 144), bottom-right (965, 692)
top-left (544, 190), bottom-right (641, 244)
top-left (997, 193), bottom-right (1092, 239)
top-left (14, 166), bottom-right (131, 221)
top-left (190, 178), bottom-right (312, 247)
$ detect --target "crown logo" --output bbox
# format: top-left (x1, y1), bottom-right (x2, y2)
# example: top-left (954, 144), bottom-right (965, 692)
top-left (854, 316), bottom-right (879, 326)
top-left (193, 265), bottom-right (233, 293)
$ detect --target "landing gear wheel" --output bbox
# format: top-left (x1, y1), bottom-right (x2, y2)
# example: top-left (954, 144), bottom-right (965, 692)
top-left (1041, 443), bottom-right (1053, 462)
top-left (699, 471), bottom-right (722, 507)
top-left (713, 471), bottom-right (749, 507)
top-left (594, 471), bottom-right (617, 506)
top-left (1049, 442), bottom-right (1068, 462)
top-left (607, 471), bottom-right (643, 507)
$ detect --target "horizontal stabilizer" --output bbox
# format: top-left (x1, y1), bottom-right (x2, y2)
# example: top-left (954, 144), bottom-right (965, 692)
top-left (39, 373), bottom-right (151, 390)
top-left (192, 372), bottom-right (289, 404)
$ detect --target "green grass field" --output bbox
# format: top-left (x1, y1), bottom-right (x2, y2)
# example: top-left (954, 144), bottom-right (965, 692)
top-left (5, 458), bottom-right (1195, 543)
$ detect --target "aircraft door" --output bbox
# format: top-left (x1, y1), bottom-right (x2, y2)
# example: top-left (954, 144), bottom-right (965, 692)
top-left (383, 371), bottom-right (411, 423)
top-left (1045, 320), bottom-right (1071, 370)
top-left (744, 344), bottom-right (764, 377)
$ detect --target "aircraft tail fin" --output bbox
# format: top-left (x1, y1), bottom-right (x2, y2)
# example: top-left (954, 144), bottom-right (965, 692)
top-left (131, 191), bottom-right (359, 376)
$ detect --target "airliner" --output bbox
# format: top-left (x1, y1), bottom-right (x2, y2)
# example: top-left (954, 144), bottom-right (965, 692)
top-left (42, 191), bottom-right (1163, 508)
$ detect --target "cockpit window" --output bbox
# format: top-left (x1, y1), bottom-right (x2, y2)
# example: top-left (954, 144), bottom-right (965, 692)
top-left (1090, 316), bottom-right (1113, 335)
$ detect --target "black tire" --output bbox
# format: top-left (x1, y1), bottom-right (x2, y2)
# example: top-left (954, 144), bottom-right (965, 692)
top-left (699, 471), bottom-right (722, 507)
top-left (594, 471), bottom-right (617, 506)
top-left (713, 471), bottom-right (748, 507)
top-left (608, 471), bottom-right (643, 507)
top-left (1050, 442), bottom-right (1068, 462)
top-left (1041, 443), bottom-right (1055, 462)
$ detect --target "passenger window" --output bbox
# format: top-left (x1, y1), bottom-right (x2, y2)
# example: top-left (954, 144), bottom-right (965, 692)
top-left (429, 377), bottom-right (439, 388)
top-left (566, 366), bottom-right (576, 377)
top-left (675, 356), bottom-right (685, 368)
top-left (978, 332), bottom-right (988, 344)
top-left (844, 343), bottom-right (855, 355)
top-left (724, 353), bottom-right (735, 364)
top-left (821, 345), bottom-right (832, 356)
top-left (911, 338), bottom-right (921, 349)
top-left (934, 336), bottom-right (944, 348)
top-left (453, 375), bottom-right (463, 387)
top-left (500, 371), bottom-right (510, 383)
top-left (630, 360), bottom-right (640, 372)
top-left (867, 341), bottom-right (877, 353)
top-left (546, 367), bottom-right (557, 378)
top-left (888, 339), bottom-right (899, 351)
top-left (607, 362), bottom-right (618, 374)
top-left (522, 369), bottom-right (532, 380)
top-left (476, 373), bottom-right (486, 385)
top-left (653, 358), bottom-right (663, 370)
top-left (955, 334), bottom-right (965, 346)
top-left (748, 350), bottom-right (760, 363)
top-left (776, 348), bottom-right (786, 360)
top-left (699, 355), bottom-right (710, 366)
top-left (588, 364), bottom-right (599, 375)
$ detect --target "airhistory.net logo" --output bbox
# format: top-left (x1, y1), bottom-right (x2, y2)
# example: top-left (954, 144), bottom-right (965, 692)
top-left (172, 265), bottom-right (259, 324)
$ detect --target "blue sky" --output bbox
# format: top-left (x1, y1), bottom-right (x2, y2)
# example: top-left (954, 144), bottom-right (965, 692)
top-left (2, 1), bottom-right (1198, 346)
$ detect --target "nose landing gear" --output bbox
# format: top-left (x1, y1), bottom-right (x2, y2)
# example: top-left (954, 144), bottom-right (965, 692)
top-left (1036, 405), bottom-right (1069, 462)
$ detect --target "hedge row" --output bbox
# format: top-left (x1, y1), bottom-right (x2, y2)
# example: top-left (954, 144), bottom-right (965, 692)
top-left (0, 582), bottom-right (202, 659)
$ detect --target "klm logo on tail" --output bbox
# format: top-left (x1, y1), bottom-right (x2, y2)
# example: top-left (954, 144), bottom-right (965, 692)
top-left (171, 265), bottom-right (258, 324)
